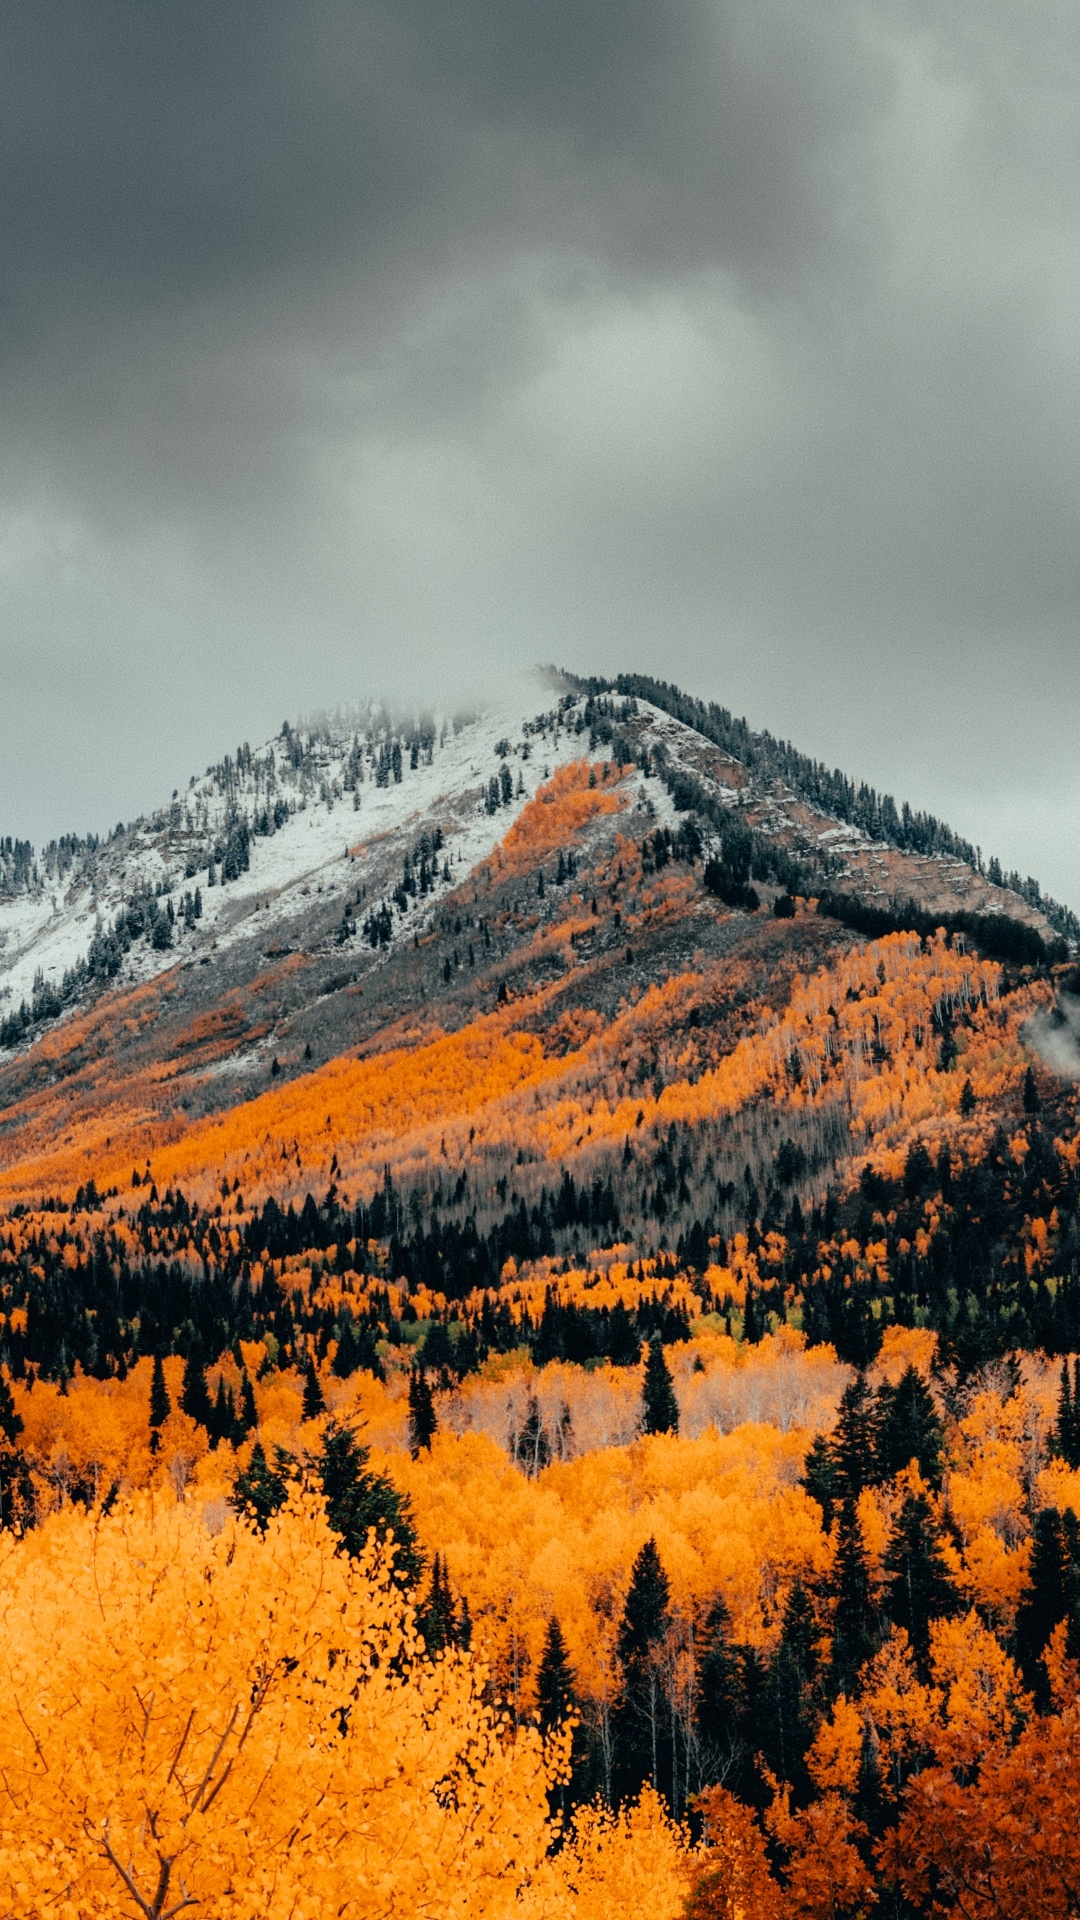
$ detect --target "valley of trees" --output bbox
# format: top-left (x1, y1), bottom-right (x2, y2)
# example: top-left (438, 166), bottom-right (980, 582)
top-left (1, 747), bottom-right (1080, 1912)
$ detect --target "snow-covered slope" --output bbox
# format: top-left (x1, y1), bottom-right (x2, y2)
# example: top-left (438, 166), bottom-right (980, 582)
top-left (0, 680), bottom-right (1064, 1063)
top-left (0, 689), bottom-right (599, 1046)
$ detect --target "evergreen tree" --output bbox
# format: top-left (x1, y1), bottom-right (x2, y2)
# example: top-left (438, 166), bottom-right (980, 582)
top-left (331, 1315), bottom-right (361, 1378)
top-left (180, 1349), bottom-right (214, 1433)
top-left (230, 1438), bottom-right (289, 1531)
top-left (641, 1338), bottom-right (679, 1435)
top-left (761, 1581), bottom-right (819, 1796)
top-left (959, 1077), bottom-right (977, 1117)
top-left (1023, 1065), bottom-right (1041, 1114)
top-left (801, 1433), bottom-right (842, 1531)
top-left (301, 1353), bottom-right (325, 1421)
top-left (407, 1367), bottom-right (437, 1456)
top-left (828, 1496), bottom-right (878, 1695)
top-left (882, 1490), bottom-right (958, 1669)
top-left (148, 1354), bottom-right (171, 1453)
top-left (238, 1369), bottom-right (258, 1435)
top-left (0, 1372), bottom-right (23, 1446)
top-left (0, 1373), bottom-right (32, 1530)
top-left (876, 1366), bottom-right (944, 1486)
top-left (416, 1553), bottom-right (461, 1654)
top-left (695, 1595), bottom-right (748, 1795)
top-left (832, 1373), bottom-right (878, 1499)
top-left (1014, 1506), bottom-right (1080, 1707)
top-left (613, 1536), bottom-right (672, 1803)
top-left (536, 1616), bottom-right (577, 1731)
top-left (1053, 1360), bottom-right (1080, 1469)
top-left (314, 1418), bottom-right (424, 1589)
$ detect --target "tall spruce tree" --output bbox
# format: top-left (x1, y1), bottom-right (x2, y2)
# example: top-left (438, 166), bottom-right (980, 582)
top-left (416, 1553), bottom-right (461, 1654)
top-left (613, 1536), bottom-right (673, 1803)
top-left (314, 1418), bottom-right (424, 1589)
top-left (301, 1354), bottom-right (325, 1421)
top-left (642, 1338), bottom-right (679, 1435)
top-left (180, 1348), bottom-right (214, 1433)
top-left (148, 1354), bottom-right (171, 1453)
top-left (1014, 1506), bottom-right (1080, 1707)
top-left (230, 1438), bottom-right (289, 1530)
top-left (876, 1367), bottom-right (944, 1486)
top-left (407, 1367), bottom-right (437, 1455)
top-left (801, 1433), bottom-right (843, 1531)
top-left (761, 1580), bottom-right (820, 1796)
top-left (832, 1373), bottom-right (878, 1500)
top-left (882, 1490), bottom-right (958, 1669)
top-left (1053, 1360), bottom-right (1080, 1468)
top-left (828, 1496), bottom-right (878, 1695)
top-left (695, 1595), bottom-right (750, 1797)
top-left (536, 1616), bottom-right (577, 1731)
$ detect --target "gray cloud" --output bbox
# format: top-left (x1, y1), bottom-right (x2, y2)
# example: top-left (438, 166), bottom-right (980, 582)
top-left (1, 1), bottom-right (1079, 907)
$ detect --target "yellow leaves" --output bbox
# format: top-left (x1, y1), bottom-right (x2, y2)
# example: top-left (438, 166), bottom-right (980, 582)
top-left (0, 1488), bottom-right (559, 1918)
top-left (533, 1788), bottom-right (691, 1920)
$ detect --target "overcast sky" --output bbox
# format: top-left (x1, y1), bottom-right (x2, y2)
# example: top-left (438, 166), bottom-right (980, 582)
top-left (2, 2), bottom-right (1079, 906)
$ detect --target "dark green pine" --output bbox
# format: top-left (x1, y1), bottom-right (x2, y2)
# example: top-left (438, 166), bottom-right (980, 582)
top-left (801, 1433), bottom-right (842, 1531)
top-left (882, 1490), bottom-right (958, 1669)
top-left (238, 1369), bottom-right (258, 1434)
top-left (407, 1367), bottom-right (437, 1455)
top-left (0, 1372), bottom-right (24, 1447)
top-left (180, 1347), bottom-right (215, 1433)
top-left (876, 1367), bottom-right (944, 1486)
top-left (832, 1373), bottom-right (878, 1498)
top-left (230, 1437), bottom-right (289, 1531)
top-left (314, 1417), bottom-right (424, 1589)
top-left (536, 1616), bottom-right (577, 1731)
top-left (417, 1552), bottom-right (459, 1654)
top-left (1014, 1506), bottom-right (1080, 1707)
top-left (148, 1354), bottom-right (171, 1451)
top-left (617, 1536), bottom-right (671, 1665)
top-left (828, 1495), bottom-right (878, 1694)
top-left (641, 1338), bottom-right (679, 1435)
top-left (301, 1353), bottom-right (326, 1420)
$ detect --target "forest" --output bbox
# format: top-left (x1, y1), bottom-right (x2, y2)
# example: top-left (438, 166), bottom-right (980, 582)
top-left (0, 744), bottom-right (1079, 1915)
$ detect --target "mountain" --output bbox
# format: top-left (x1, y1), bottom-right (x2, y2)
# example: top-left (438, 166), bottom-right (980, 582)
top-left (0, 666), bottom-right (1077, 1379)
top-left (4, 672), bottom-right (1080, 1913)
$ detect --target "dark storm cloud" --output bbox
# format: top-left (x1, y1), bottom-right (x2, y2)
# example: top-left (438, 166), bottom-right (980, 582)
top-left (2, 1), bottom-right (1079, 905)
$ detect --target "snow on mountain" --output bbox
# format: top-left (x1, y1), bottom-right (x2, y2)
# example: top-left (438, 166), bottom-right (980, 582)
top-left (0, 689), bottom-right (604, 1046)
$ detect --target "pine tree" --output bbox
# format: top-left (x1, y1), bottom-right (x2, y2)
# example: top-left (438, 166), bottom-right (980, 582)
top-left (1015, 1506), bottom-right (1080, 1707)
top-left (230, 1438), bottom-right (289, 1531)
top-left (761, 1580), bottom-right (819, 1795)
top-left (642, 1338), bottom-right (679, 1435)
top-left (959, 1077), bottom-right (977, 1117)
top-left (301, 1354), bottom-right (325, 1421)
top-left (882, 1490), bottom-right (958, 1669)
top-left (180, 1349), bottom-right (214, 1433)
top-left (407, 1367), bottom-right (437, 1456)
top-left (1053, 1361), bottom-right (1080, 1468)
top-left (613, 1536), bottom-right (673, 1803)
top-left (876, 1367), bottom-right (944, 1486)
top-left (696, 1596), bottom-right (748, 1794)
top-left (832, 1373), bottom-right (878, 1499)
top-left (536, 1616), bottom-right (577, 1731)
top-left (828, 1496), bottom-right (878, 1694)
top-left (416, 1553), bottom-right (460, 1654)
top-left (331, 1315), bottom-right (360, 1379)
top-left (801, 1433), bottom-right (842, 1530)
top-left (238, 1369), bottom-right (258, 1435)
top-left (1023, 1065), bottom-right (1041, 1114)
top-left (0, 1372), bottom-right (23, 1446)
top-left (148, 1354), bottom-right (171, 1453)
top-left (314, 1419), bottom-right (424, 1588)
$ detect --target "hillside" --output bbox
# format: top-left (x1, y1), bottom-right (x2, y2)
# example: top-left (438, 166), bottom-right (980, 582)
top-left (2, 675), bottom-right (1080, 1914)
